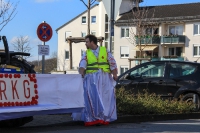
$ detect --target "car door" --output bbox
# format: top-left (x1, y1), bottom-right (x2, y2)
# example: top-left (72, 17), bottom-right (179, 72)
top-left (165, 62), bottom-right (197, 99)
top-left (135, 62), bottom-right (167, 95)
top-left (116, 65), bottom-right (143, 93)
top-left (117, 62), bottom-right (167, 95)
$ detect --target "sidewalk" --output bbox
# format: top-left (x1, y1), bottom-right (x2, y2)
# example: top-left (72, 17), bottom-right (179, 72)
top-left (23, 114), bottom-right (74, 127)
top-left (23, 112), bottom-right (200, 127)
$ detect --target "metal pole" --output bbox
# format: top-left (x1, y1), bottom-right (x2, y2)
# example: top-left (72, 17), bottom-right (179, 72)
top-left (109, 0), bottom-right (115, 52)
top-left (42, 21), bottom-right (46, 74)
top-left (42, 41), bottom-right (45, 74)
top-left (88, 0), bottom-right (91, 34)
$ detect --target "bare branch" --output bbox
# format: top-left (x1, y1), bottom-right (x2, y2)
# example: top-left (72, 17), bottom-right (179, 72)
top-left (11, 35), bottom-right (32, 59)
top-left (124, 0), bottom-right (160, 60)
top-left (91, 0), bottom-right (96, 5)
top-left (0, 0), bottom-right (19, 31)
top-left (80, 0), bottom-right (88, 9)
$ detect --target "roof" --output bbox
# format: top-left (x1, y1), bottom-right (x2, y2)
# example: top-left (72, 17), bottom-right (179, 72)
top-left (116, 2), bottom-right (200, 24)
top-left (56, 4), bottom-right (99, 32)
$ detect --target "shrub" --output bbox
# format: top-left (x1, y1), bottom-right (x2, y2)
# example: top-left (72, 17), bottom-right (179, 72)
top-left (116, 87), bottom-right (195, 115)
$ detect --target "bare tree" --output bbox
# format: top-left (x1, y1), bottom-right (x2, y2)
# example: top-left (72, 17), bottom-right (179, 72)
top-left (11, 35), bottom-right (32, 59)
top-left (49, 51), bottom-right (57, 71)
top-left (80, 0), bottom-right (96, 34)
top-left (0, 0), bottom-right (19, 31)
top-left (57, 50), bottom-right (68, 71)
top-left (126, 0), bottom-right (159, 64)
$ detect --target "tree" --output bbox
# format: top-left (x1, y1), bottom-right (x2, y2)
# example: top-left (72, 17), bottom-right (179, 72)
top-left (11, 35), bottom-right (32, 59)
top-left (80, 0), bottom-right (96, 34)
top-left (0, 0), bottom-right (19, 31)
top-left (126, 0), bottom-right (159, 64)
top-left (57, 50), bottom-right (68, 71)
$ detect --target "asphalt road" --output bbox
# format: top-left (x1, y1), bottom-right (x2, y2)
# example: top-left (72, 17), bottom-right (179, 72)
top-left (1, 114), bottom-right (200, 133)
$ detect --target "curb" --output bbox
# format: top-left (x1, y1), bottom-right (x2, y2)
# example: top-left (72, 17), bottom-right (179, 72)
top-left (115, 112), bottom-right (200, 123)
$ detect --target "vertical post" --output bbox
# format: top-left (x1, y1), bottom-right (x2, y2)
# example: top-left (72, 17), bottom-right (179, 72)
top-left (38, 52), bottom-right (39, 67)
top-left (42, 21), bottom-right (46, 74)
top-left (42, 41), bottom-right (45, 73)
top-left (69, 41), bottom-right (72, 69)
top-left (87, 0), bottom-right (91, 35)
top-left (109, 0), bottom-right (115, 53)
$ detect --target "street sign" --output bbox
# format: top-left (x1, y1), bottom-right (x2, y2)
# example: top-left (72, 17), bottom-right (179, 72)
top-left (38, 45), bottom-right (49, 55)
top-left (37, 22), bottom-right (53, 42)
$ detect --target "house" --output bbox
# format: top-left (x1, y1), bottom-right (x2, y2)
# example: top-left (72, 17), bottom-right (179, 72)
top-left (115, 2), bottom-right (200, 74)
top-left (56, 1), bottom-right (200, 75)
top-left (56, 3), bottom-right (108, 73)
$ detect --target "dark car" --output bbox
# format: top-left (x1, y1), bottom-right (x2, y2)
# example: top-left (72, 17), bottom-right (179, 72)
top-left (116, 60), bottom-right (200, 110)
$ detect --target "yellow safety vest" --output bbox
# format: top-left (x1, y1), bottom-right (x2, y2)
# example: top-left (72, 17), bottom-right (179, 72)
top-left (86, 46), bottom-right (111, 74)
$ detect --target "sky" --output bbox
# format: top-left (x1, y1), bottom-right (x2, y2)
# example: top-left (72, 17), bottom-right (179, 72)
top-left (1, 0), bottom-right (200, 62)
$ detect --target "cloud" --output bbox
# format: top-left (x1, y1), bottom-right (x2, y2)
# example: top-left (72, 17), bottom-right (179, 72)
top-left (34, 0), bottom-right (60, 3)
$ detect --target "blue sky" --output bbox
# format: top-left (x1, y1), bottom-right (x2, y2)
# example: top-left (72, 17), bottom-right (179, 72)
top-left (1, 0), bottom-right (200, 61)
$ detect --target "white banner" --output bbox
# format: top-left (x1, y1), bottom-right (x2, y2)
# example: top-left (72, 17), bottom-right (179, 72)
top-left (0, 74), bottom-right (85, 120)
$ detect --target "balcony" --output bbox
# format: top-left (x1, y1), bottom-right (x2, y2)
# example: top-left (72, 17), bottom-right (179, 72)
top-left (161, 35), bottom-right (186, 44)
top-left (160, 56), bottom-right (184, 61)
top-left (151, 56), bottom-right (185, 61)
top-left (136, 36), bottom-right (160, 44)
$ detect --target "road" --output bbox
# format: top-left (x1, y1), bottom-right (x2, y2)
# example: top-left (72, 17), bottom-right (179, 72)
top-left (1, 114), bottom-right (200, 133)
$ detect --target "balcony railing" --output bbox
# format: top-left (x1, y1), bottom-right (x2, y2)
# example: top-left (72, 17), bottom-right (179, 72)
top-left (161, 35), bottom-right (185, 44)
top-left (135, 56), bottom-right (184, 64)
top-left (136, 36), bottom-right (160, 44)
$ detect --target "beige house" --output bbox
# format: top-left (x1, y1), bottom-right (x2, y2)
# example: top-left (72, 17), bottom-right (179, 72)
top-left (114, 2), bottom-right (200, 74)
top-left (56, 1), bottom-right (200, 75)
top-left (56, 3), bottom-right (108, 72)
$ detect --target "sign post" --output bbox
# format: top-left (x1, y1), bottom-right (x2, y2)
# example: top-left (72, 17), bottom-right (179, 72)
top-left (37, 21), bottom-right (53, 74)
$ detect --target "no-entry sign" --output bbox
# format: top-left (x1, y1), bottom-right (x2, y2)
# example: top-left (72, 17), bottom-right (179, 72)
top-left (37, 22), bottom-right (53, 42)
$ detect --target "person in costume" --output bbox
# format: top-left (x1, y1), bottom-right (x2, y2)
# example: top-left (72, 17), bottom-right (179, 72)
top-left (72, 34), bottom-right (118, 126)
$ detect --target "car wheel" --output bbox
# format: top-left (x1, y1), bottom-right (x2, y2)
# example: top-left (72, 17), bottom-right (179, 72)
top-left (182, 93), bottom-right (200, 111)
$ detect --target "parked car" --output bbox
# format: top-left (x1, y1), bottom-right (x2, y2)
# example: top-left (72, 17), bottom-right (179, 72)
top-left (116, 60), bottom-right (200, 110)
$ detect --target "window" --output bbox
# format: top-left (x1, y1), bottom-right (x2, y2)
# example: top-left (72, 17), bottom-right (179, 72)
top-left (105, 42), bottom-right (108, 48)
top-left (120, 46), bottom-right (129, 58)
top-left (82, 16), bottom-right (86, 24)
top-left (130, 63), bottom-right (165, 78)
top-left (91, 31), bottom-right (96, 36)
top-left (170, 63), bottom-right (196, 78)
top-left (91, 16), bottom-right (96, 23)
top-left (81, 32), bottom-right (86, 37)
top-left (105, 23), bottom-right (109, 32)
top-left (65, 31), bottom-right (71, 42)
top-left (121, 28), bottom-right (129, 37)
top-left (120, 66), bottom-right (129, 74)
top-left (194, 24), bottom-right (200, 35)
top-left (193, 44), bottom-right (200, 56)
top-left (65, 51), bottom-right (69, 59)
top-left (169, 25), bottom-right (183, 35)
top-left (146, 28), bottom-right (159, 35)
top-left (81, 49), bottom-right (85, 56)
top-left (169, 47), bottom-right (182, 56)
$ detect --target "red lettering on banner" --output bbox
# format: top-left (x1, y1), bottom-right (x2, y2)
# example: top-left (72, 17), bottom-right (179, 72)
top-left (23, 80), bottom-right (30, 98)
top-left (0, 80), bottom-right (7, 100)
top-left (11, 80), bottom-right (19, 100)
